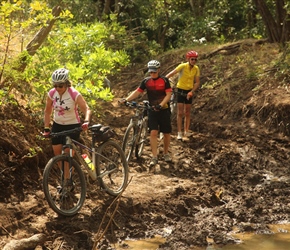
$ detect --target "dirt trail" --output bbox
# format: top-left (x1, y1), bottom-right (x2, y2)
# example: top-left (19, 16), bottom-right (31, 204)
top-left (1, 41), bottom-right (290, 249)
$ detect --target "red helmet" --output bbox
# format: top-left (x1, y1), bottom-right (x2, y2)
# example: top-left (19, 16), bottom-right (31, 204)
top-left (186, 51), bottom-right (198, 59)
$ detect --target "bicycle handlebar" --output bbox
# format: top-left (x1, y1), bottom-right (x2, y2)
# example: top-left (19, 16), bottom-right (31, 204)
top-left (48, 124), bottom-right (109, 138)
top-left (50, 127), bottom-right (83, 137)
top-left (125, 101), bottom-right (154, 110)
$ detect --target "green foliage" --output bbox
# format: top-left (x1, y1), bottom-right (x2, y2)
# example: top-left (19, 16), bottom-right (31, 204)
top-left (112, 0), bottom-right (269, 52)
top-left (24, 17), bottom-right (130, 112)
top-left (46, 0), bottom-right (100, 23)
top-left (7, 119), bottom-right (25, 129)
top-left (0, 1), bottom-right (130, 119)
top-left (0, 0), bottom-right (55, 98)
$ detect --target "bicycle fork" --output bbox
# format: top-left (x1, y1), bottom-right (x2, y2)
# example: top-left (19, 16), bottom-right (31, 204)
top-left (61, 143), bottom-right (74, 181)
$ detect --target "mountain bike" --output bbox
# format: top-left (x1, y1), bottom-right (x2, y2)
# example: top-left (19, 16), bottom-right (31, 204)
top-left (42, 124), bottom-right (128, 216)
top-left (122, 100), bottom-right (151, 162)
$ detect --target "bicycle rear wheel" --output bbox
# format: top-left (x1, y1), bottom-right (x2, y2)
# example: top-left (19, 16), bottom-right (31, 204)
top-left (135, 116), bottom-right (148, 158)
top-left (122, 123), bottom-right (136, 162)
top-left (42, 155), bottom-right (87, 216)
top-left (96, 140), bottom-right (129, 196)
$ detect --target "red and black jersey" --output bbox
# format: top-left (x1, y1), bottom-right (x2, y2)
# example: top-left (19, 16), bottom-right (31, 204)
top-left (137, 76), bottom-right (172, 107)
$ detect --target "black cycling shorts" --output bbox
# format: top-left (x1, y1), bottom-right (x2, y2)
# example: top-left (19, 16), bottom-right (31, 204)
top-left (148, 108), bottom-right (172, 133)
top-left (176, 88), bottom-right (193, 104)
top-left (51, 122), bottom-right (81, 145)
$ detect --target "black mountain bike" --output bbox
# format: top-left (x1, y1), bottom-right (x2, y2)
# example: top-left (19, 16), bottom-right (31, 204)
top-left (122, 100), bottom-right (151, 162)
top-left (42, 124), bottom-right (128, 216)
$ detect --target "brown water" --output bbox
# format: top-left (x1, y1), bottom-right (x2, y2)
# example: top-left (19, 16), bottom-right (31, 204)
top-left (116, 224), bottom-right (290, 250)
top-left (220, 224), bottom-right (290, 250)
top-left (116, 235), bottom-right (166, 249)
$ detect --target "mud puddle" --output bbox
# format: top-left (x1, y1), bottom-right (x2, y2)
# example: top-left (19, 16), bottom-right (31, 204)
top-left (115, 224), bottom-right (290, 250)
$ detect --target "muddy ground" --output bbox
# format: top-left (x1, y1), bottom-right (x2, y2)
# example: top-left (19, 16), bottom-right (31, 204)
top-left (1, 40), bottom-right (290, 250)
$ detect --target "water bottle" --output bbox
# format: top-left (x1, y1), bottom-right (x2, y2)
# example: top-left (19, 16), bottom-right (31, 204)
top-left (82, 154), bottom-right (94, 171)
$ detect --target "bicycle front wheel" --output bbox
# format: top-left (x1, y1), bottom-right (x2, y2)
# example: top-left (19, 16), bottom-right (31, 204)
top-left (42, 155), bottom-right (87, 216)
top-left (122, 123), bottom-right (137, 162)
top-left (135, 116), bottom-right (148, 158)
top-left (96, 140), bottom-right (129, 196)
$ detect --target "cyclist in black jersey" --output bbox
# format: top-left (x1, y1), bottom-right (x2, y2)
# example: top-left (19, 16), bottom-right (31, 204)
top-left (120, 60), bottom-right (172, 167)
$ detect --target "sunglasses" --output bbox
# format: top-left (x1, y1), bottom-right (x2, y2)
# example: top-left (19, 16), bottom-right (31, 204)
top-left (190, 58), bottom-right (197, 61)
top-left (149, 71), bottom-right (158, 74)
top-left (53, 84), bottom-right (64, 88)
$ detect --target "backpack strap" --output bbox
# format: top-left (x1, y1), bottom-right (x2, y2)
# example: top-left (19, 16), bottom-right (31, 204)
top-left (67, 87), bottom-right (79, 101)
top-left (48, 89), bottom-right (57, 100)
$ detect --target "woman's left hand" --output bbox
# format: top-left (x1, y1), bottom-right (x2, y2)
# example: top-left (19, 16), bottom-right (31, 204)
top-left (187, 92), bottom-right (193, 100)
top-left (82, 122), bottom-right (89, 130)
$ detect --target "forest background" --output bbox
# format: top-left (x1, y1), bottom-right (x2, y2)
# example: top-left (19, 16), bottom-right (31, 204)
top-left (0, 0), bottom-right (290, 124)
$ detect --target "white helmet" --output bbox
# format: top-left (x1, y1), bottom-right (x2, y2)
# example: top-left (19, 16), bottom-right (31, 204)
top-left (147, 60), bottom-right (160, 72)
top-left (147, 60), bottom-right (160, 68)
top-left (52, 68), bottom-right (69, 83)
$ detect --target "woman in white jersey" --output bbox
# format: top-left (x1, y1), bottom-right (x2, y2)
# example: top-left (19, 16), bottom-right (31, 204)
top-left (43, 68), bottom-right (92, 158)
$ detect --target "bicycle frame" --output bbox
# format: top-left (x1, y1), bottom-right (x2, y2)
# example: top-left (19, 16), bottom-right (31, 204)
top-left (127, 101), bottom-right (149, 139)
top-left (122, 101), bottom-right (150, 161)
top-left (129, 109), bottom-right (145, 140)
top-left (62, 135), bottom-right (121, 181)
top-left (62, 136), bottom-right (97, 180)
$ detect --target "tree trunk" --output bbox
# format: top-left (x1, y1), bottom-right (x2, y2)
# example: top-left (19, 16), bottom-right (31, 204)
top-left (0, 6), bottom-right (62, 87)
top-left (18, 6), bottom-right (62, 73)
top-left (276, 0), bottom-right (290, 43)
top-left (253, 0), bottom-right (290, 43)
top-left (103, 0), bottom-right (111, 15)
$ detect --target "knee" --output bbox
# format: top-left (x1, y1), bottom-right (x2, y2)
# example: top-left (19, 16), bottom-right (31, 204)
top-left (150, 130), bottom-right (158, 137)
top-left (177, 110), bottom-right (184, 117)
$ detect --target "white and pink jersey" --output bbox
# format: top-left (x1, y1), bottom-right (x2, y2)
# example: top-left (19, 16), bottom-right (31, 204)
top-left (48, 87), bottom-right (81, 125)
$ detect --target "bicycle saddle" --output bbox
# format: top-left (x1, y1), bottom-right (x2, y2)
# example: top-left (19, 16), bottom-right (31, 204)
top-left (89, 124), bottom-right (103, 132)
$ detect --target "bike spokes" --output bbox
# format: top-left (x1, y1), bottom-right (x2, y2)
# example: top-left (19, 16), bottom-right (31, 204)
top-left (135, 117), bottom-right (148, 158)
top-left (43, 155), bottom-right (87, 216)
top-left (122, 123), bottom-right (136, 162)
top-left (97, 140), bottom-right (128, 196)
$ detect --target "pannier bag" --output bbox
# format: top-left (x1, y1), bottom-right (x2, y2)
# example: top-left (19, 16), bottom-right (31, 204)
top-left (91, 124), bottom-right (116, 142)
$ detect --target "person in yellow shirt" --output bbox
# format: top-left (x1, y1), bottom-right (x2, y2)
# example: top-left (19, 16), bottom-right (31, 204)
top-left (166, 51), bottom-right (200, 140)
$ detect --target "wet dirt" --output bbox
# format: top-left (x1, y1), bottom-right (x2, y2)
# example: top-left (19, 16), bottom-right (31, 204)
top-left (1, 40), bottom-right (290, 249)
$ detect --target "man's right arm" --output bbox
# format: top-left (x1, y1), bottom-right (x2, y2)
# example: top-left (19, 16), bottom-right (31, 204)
top-left (125, 89), bottom-right (142, 102)
top-left (119, 89), bottom-right (142, 104)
